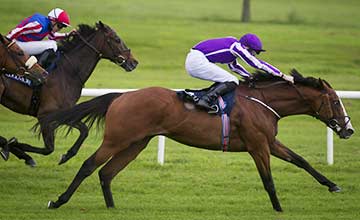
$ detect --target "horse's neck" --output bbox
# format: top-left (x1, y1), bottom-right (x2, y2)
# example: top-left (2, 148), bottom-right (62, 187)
top-left (242, 84), bottom-right (314, 117)
top-left (51, 36), bottom-right (101, 88)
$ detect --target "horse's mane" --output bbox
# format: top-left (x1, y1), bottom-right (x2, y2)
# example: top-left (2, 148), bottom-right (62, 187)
top-left (58, 24), bottom-right (97, 52)
top-left (245, 69), bottom-right (328, 89)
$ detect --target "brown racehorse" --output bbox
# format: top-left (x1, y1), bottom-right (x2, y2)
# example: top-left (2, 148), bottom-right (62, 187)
top-left (0, 34), bottom-right (47, 83)
top-left (0, 21), bottom-right (138, 166)
top-left (0, 34), bottom-right (47, 160)
top-left (40, 70), bottom-right (354, 211)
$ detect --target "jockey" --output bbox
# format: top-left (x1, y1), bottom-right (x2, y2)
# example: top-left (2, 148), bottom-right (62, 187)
top-left (185, 33), bottom-right (294, 110)
top-left (7, 8), bottom-right (73, 67)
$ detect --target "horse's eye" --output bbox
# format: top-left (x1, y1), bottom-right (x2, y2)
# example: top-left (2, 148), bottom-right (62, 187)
top-left (115, 38), bottom-right (121, 43)
top-left (333, 100), bottom-right (340, 106)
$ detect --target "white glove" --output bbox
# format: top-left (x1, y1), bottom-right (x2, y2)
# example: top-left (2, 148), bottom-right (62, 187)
top-left (281, 74), bottom-right (294, 84)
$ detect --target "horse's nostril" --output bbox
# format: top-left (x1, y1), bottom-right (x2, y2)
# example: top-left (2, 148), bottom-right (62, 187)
top-left (347, 128), bottom-right (354, 135)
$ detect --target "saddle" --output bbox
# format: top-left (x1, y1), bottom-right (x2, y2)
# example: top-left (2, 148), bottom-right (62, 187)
top-left (176, 86), bottom-right (236, 116)
top-left (177, 86), bottom-right (236, 151)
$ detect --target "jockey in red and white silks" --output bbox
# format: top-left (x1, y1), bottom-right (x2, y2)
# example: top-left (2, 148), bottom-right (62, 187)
top-left (7, 8), bottom-right (72, 55)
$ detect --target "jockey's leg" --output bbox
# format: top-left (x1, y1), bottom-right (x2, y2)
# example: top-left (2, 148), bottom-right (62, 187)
top-left (185, 49), bottom-right (238, 110)
top-left (15, 40), bottom-right (57, 56)
top-left (196, 82), bottom-right (237, 110)
top-left (15, 40), bottom-right (57, 85)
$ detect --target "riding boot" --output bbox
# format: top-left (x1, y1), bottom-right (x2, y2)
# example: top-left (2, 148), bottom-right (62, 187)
top-left (196, 82), bottom-right (237, 110)
top-left (25, 49), bottom-right (53, 86)
top-left (38, 49), bottom-right (55, 68)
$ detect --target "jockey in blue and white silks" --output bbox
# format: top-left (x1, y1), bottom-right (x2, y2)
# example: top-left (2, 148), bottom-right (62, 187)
top-left (185, 33), bottom-right (294, 110)
top-left (7, 8), bottom-right (72, 56)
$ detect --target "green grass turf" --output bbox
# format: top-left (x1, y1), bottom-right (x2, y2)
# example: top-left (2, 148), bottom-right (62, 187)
top-left (0, 0), bottom-right (359, 219)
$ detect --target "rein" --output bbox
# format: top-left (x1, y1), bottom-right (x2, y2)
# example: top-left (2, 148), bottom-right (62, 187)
top-left (251, 79), bottom-right (349, 132)
top-left (75, 30), bottom-right (129, 65)
top-left (244, 95), bottom-right (281, 119)
top-left (75, 32), bottom-right (103, 58)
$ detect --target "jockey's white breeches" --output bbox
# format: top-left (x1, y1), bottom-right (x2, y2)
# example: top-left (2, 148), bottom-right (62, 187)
top-left (185, 49), bottom-right (239, 84)
top-left (15, 40), bottom-right (58, 55)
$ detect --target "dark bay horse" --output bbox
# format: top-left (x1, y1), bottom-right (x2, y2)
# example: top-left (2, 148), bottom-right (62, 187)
top-left (0, 21), bottom-right (138, 165)
top-left (41, 70), bottom-right (354, 211)
top-left (0, 34), bottom-right (48, 160)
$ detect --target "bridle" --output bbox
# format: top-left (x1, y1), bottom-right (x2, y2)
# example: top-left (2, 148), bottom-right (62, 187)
top-left (291, 83), bottom-right (350, 132)
top-left (61, 29), bottom-right (131, 85)
top-left (249, 78), bottom-right (350, 132)
top-left (0, 39), bottom-right (38, 76)
top-left (75, 29), bottom-right (130, 65)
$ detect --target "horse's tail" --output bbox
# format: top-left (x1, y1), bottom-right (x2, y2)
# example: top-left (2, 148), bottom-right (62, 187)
top-left (35, 92), bottom-right (122, 135)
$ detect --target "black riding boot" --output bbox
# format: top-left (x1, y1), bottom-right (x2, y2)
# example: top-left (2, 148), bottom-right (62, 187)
top-left (38, 49), bottom-right (55, 69)
top-left (196, 82), bottom-right (237, 110)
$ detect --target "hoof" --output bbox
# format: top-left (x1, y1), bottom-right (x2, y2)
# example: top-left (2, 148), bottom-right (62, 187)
top-left (25, 159), bottom-right (37, 167)
top-left (274, 207), bottom-right (283, 212)
top-left (7, 137), bottom-right (18, 145)
top-left (0, 149), bottom-right (9, 161)
top-left (47, 201), bottom-right (57, 209)
top-left (58, 154), bottom-right (69, 165)
top-left (329, 185), bottom-right (342, 193)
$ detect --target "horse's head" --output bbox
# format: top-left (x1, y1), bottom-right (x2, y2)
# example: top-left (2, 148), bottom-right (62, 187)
top-left (0, 34), bottom-right (47, 77)
top-left (292, 69), bottom-right (354, 139)
top-left (94, 21), bottom-right (138, 71)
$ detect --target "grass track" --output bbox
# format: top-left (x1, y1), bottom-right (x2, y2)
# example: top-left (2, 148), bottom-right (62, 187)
top-left (0, 1), bottom-right (359, 219)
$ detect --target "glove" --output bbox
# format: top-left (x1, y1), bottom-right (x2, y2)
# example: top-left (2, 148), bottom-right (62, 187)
top-left (281, 74), bottom-right (294, 84)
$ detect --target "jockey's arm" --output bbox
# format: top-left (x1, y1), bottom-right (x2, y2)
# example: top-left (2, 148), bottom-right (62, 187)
top-left (230, 42), bottom-right (282, 77)
top-left (7, 21), bottom-right (42, 40)
top-left (48, 32), bottom-right (67, 41)
top-left (228, 60), bottom-right (251, 78)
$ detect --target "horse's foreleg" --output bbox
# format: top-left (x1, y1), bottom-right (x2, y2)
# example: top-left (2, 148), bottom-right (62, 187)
top-left (59, 122), bottom-right (89, 165)
top-left (249, 147), bottom-right (282, 212)
top-left (98, 137), bottom-right (151, 208)
top-left (270, 139), bottom-right (340, 192)
top-left (48, 143), bottom-right (115, 209)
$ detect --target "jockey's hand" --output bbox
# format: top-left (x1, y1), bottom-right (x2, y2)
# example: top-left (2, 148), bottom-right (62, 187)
top-left (281, 74), bottom-right (294, 84)
top-left (67, 29), bottom-right (78, 37)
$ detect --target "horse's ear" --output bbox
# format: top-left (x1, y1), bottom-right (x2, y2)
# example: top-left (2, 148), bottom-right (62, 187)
top-left (96, 21), bottom-right (105, 29)
top-left (318, 79), bottom-right (325, 89)
top-left (0, 34), bottom-right (5, 43)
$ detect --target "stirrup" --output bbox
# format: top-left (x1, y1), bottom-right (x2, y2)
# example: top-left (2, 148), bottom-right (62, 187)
top-left (196, 99), bottom-right (218, 113)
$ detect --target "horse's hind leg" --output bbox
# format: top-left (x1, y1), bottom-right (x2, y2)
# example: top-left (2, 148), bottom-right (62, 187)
top-left (249, 146), bottom-right (282, 212)
top-left (1, 136), bottom-right (36, 166)
top-left (59, 122), bottom-right (89, 165)
top-left (6, 124), bottom-right (55, 156)
top-left (9, 146), bottom-right (36, 167)
top-left (270, 139), bottom-right (340, 192)
top-left (0, 136), bottom-right (9, 160)
top-left (98, 137), bottom-right (151, 208)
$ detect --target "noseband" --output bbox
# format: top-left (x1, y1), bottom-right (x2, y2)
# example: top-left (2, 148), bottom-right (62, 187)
top-left (292, 84), bottom-right (349, 132)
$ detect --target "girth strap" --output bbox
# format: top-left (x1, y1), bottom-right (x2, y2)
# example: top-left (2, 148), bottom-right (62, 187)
top-left (28, 85), bottom-right (42, 116)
